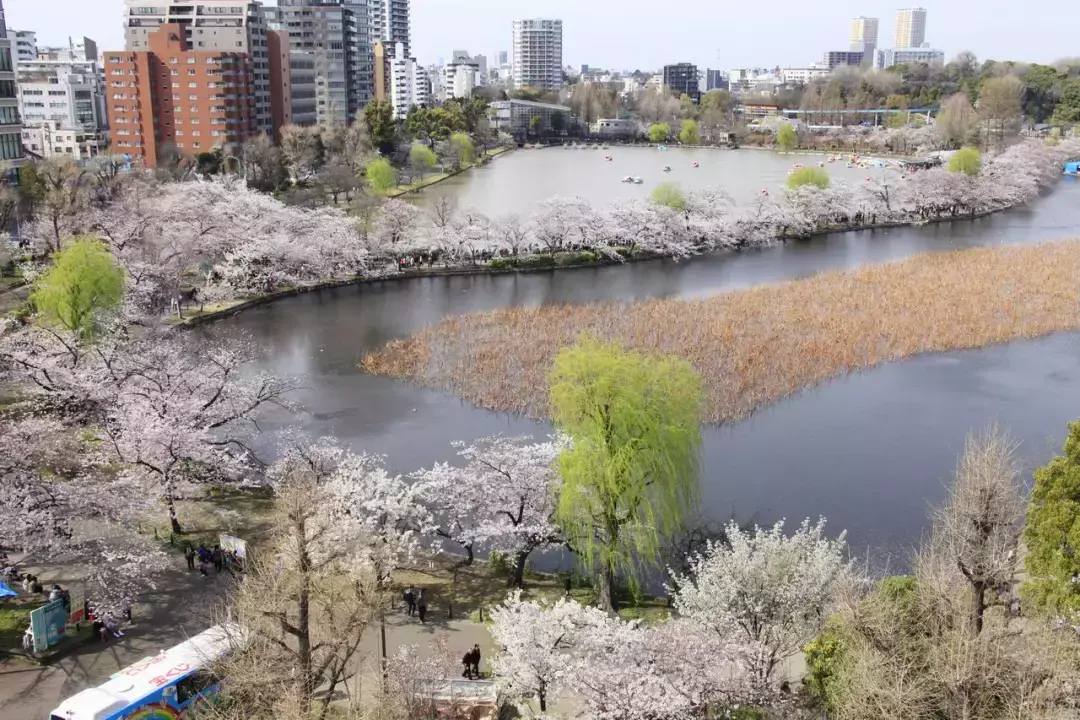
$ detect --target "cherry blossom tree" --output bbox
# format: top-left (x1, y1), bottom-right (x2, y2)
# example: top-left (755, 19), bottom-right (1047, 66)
top-left (100, 329), bottom-right (299, 533)
top-left (412, 435), bottom-right (565, 586)
top-left (671, 517), bottom-right (849, 683)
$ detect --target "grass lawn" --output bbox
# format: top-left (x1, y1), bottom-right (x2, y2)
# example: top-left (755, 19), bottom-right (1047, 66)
top-left (0, 598), bottom-right (44, 647)
top-left (387, 147), bottom-right (513, 198)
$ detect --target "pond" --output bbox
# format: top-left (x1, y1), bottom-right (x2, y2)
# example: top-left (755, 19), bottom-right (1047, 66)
top-left (416, 146), bottom-right (895, 213)
top-left (216, 171), bottom-right (1080, 566)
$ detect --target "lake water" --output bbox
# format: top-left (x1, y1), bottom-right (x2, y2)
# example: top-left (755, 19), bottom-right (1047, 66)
top-left (214, 158), bottom-right (1080, 567)
top-left (418, 146), bottom-right (893, 213)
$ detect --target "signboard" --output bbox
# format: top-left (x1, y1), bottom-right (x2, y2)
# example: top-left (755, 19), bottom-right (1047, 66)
top-left (69, 586), bottom-right (85, 625)
top-left (30, 599), bottom-right (67, 652)
top-left (219, 534), bottom-right (247, 559)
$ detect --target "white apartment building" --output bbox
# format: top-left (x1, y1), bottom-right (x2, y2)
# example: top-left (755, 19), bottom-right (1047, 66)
top-left (18, 56), bottom-right (107, 130)
top-left (511, 18), bottom-right (562, 91)
top-left (443, 63), bottom-right (477, 100)
top-left (779, 66), bottom-right (831, 85)
top-left (122, 0), bottom-right (275, 136)
top-left (371, 0), bottom-right (409, 58)
top-left (388, 41), bottom-right (424, 118)
top-left (0, 1), bottom-right (22, 166)
top-left (849, 16), bottom-right (878, 56)
top-left (21, 120), bottom-right (106, 159)
top-left (12, 30), bottom-right (35, 63)
top-left (876, 47), bottom-right (944, 69)
top-left (894, 8), bottom-right (927, 49)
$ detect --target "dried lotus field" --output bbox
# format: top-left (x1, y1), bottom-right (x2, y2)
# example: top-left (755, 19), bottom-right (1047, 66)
top-left (361, 240), bottom-right (1080, 424)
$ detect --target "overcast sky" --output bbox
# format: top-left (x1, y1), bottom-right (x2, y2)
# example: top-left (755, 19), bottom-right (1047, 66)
top-left (5, 0), bottom-right (1077, 71)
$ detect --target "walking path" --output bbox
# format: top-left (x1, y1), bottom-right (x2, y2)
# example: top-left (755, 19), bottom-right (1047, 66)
top-left (0, 557), bottom-right (492, 719)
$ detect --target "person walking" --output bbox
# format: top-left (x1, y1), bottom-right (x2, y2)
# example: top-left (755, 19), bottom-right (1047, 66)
top-left (470, 644), bottom-right (482, 679)
top-left (212, 545), bottom-right (223, 573)
top-left (462, 649), bottom-right (474, 679)
top-left (416, 589), bottom-right (427, 624)
top-left (184, 544), bottom-right (195, 571)
top-left (403, 587), bottom-right (416, 617)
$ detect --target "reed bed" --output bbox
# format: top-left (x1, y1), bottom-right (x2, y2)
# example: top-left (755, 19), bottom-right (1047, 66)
top-left (362, 241), bottom-right (1080, 424)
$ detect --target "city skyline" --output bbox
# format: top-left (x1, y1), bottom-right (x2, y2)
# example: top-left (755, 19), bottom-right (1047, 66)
top-left (3, 0), bottom-right (1077, 72)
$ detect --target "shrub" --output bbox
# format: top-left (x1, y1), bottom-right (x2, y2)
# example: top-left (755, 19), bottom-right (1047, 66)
top-left (517, 254), bottom-right (557, 269)
top-left (948, 146), bottom-right (982, 176)
top-left (651, 181), bottom-right (686, 210)
top-left (649, 123), bottom-right (671, 144)
top-left (787, 166), bottom-right (830, 190)
top-left (488, 551), bottom-right (510, 577)
top-left (803, 625), bottom-right (843, 705)
top-left (777, 123), bottom-right (798, 152)
top-left (558, 251), bottom-right (598, 266)
top-left (488, 258), bottom-right (515, 271)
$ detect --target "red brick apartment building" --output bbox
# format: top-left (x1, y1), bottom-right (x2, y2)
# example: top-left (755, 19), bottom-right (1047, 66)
top-left (105, 1), bottom-right (290, 167)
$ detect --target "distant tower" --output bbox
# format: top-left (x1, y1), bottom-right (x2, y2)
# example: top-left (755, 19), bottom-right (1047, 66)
top-left (511, 18), bottom-right (563, 90)
top-left (894, 8), bottom-right (927, 49)
top-left (849, 16), bottom-right (879, 59)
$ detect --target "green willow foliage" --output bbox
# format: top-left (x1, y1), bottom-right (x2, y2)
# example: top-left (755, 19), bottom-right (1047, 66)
top-left (1023, 420), bottom-right (1080, 618)
top-left (786, 166), bottom-right (830, 190)
top-left (948, 146), bottom-right (983, 176)
top-left (31, 237), bottom-right (124, 339)
top-left (651, 182), bottom-right (686, 211)
top-left (549, 338), bottom-right (704, 608)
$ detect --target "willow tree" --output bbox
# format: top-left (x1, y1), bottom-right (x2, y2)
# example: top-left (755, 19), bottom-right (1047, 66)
top-left (549, 338), bottom-right (704, 612)
top-left (31, 237), bottom-right (124, 340)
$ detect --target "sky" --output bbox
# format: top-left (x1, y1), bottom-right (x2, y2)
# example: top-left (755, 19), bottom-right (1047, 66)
top-left (5, 0), bottom-right (1078, 72)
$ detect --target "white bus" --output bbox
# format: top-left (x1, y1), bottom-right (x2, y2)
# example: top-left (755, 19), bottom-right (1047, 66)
top-left (48, 624), bottom-right (236, 720)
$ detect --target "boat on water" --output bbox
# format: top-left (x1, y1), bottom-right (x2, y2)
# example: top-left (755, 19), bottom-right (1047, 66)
top-left (621, 175), bottom-right (635, 183)
top-left (657, 144), bottom-right (668, 151)
top-left (1065, 161), bottom-right (1080, 176)
top-left (634, 177), bottom-right (644, 184)
top-left (662, 166), bottom-right (672, 172)
top-left (604, 155), bottom-right (613, 161)
top-left (691, 162), bottom-right (700, 168)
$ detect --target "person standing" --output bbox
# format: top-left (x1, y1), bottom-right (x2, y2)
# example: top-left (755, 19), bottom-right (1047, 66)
top-left (403, 587), bottom-right (415, 617)
top-left (462, 649), bottom-right (474, 679)
top-left (470, 644), bottom-right (482, 678)
top-left (212, 545), bottom-right (223, 573)
top-left (184, 544), bottom-right (195, 571)
top-left (416, 589), bottom-right (427, 624)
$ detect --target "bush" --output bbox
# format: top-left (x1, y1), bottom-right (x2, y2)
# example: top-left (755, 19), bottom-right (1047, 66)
top-left (786, 166), bottom-right (830, 190)
top-left (558, 251), bottom-right (598, 266)
top-left (777, 123), bottom-right (798, 151)
top-left (649, 123), bottom-right (671, 144)
top-left (803, 625), bottom-right (843, 707)
top-left (651, 182), bottom-right (686, 210)
top-left (488, 258), bottom-right (515, 271)
top-left (488, 551), bottom-right (510, 577)
top-left (517, 254), bottom-right (557, 269)
top-left (948, 146), bottom-right (982, 176)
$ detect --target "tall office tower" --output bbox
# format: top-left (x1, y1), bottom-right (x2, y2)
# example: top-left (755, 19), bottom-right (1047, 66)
top-left (108, 0), bottom-right (290, 166)
top-left (511, 19), bottom-right (563, 91)
top-left (894, 7), bottom-right (927, 48)
top-left (849, 16), bottom-right (879, 59)
top-left (369, 0), bottom-right (409, 58)
top-left (0, 0), bottom-right (23, 167)
top-left (267, 0), bottom-right (374, 126)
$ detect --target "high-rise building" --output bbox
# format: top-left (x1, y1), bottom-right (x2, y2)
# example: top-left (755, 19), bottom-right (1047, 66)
top-left (444, 63), bottom-right (477, 100)
top-left (387, 41), bottom-right (422, 118)
top-left (663, 62), bottom-right (699, 101)
top-left (511, 18), bottom-right (562, 91)
top-left (119, 0), bottom-right (278, 138)
top-left (370, 0), bottom-right (409, 58)
top-left (894, 8), bottom-right (927, 49)
top-left (497, 50), bottom-right (508, 66)
top-left (0, 1), bottom-right (23, 167)
top-left (705, 69), bottom-right (727, 91)
top-left (849, 16), bottom-right (878, 59)
top-left (822, 51), bottom-right (865, 70)
top-left (266, 0), bottom-right (374, 127)
top-left (107, 1), bottom-right (291, 167)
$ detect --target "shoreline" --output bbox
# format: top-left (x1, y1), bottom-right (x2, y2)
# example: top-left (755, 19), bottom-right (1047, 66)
top-left (181, 203), bottom-right (1017, 327)
top-left (384, 146), bottom-right (513, 198)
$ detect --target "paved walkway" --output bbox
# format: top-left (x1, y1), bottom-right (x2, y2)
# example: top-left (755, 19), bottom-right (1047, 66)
top-left (0, 558), bottom-right (492, 719)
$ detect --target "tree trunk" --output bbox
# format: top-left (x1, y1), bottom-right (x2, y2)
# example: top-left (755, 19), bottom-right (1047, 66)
top-left (973, 580), bottom-right (986, 635)
top-left (166, 495), bottom-right (182, 534)
top-left (538, 681), bottom-right (547, 712)
top-left (596, 565), bottom-right (618, 613)
top-left (510, 549), bottom-right (529, 588)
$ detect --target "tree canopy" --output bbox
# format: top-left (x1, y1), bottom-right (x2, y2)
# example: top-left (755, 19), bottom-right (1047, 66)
top-left (776, 123), bottom-right (798, 152)
top-left (948, 147), bottom-right (982, 176)
top-left (31, 237), bottom-right (125, 339)
top-left (365, 157), bottom-right (397, 195)
top-left (787, 166), bottom-right (830, 190)
top-left (549, 338), bottom-right (704, 611)
top-left (649, 123), bottom-right (671, 144)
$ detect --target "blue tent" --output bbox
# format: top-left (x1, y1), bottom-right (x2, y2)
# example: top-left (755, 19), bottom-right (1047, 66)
top-left (1065, 161), bottom-right (1080, 175)
top-left (0, 579), bottom-right (17, 598)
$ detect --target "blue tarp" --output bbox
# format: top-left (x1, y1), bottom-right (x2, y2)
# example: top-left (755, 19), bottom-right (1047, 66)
top-left (1065, 161), bottom-right (1080, 174)
top-left (0, 580), bottom-right (17, 598)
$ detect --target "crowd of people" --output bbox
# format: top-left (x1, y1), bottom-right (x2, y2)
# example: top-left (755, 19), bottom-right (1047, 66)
top-left (184, 543), bottom-right (240, 576)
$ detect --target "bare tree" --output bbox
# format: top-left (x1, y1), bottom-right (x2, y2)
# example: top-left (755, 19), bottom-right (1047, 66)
top-left (936, 93), bottom-right (979, 149)
top-left (978, 76), bottom-right (1024, 151)
top-left (207, 470), bottom-right (387, 720)
top-left (931, 426), bottom-right (1023, 634)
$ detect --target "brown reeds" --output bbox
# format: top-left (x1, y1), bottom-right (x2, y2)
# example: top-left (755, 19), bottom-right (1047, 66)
top-left (362, 241), bottom-right (1080, 424)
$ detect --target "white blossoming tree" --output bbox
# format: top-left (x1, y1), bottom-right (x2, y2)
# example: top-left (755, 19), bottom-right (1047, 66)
top-left (412, 435), bottom-right (565, 586)
top-left (672, 517), bottom-right (849, 683)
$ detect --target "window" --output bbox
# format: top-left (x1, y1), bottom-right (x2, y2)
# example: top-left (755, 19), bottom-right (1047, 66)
top-left (188, 69), bottom-right (197, 76)
top-left (0, 81), bottom-right (15, 99)
top-left (173, 94), bottom-right (180, 100)
top-left (192, 130), bottom-right (200, 136)
top-left (0, 106), bottom-right (19, 125)
top-left (0, 133), bottom-right (21, 160)
top-left (187, 57), bottom-right (196, 64)
top-left (169, 57), bottom-right (178, 64)
top-left (172, 83), bottom-right (180, 88)
top-left (188, 94), bottom-right (198, 100)
top-left (189, 82), bottom-right (198, 88)
top-left (171, 69), bottom-right (179, 76)
top-left (189, 106), bottom-right (199, 112)
top-left (175, 130), bottom-right (184, 136)
top-left (0, 48), bottom-right (12, 72)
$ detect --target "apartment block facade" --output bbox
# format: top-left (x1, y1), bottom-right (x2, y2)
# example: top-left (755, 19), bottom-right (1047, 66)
top-left (121, 0), bottom-right (276, 137)
top-left (511, 18), bottom-right (562, 91)
top-left (663, 62), bottom-right (699, 102)
top-left (894, 8), bottom-right (927, 49)
top-left (18, 56), bottom-right (107, 130)
top-left (105, 21), bottom-right (289, 166)
top-left (0, 0), bottom-right (22, 166)
top-left (266, 0), bottom-right (374, 127)
top-left (849, 16), bottom-right (878, 57)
